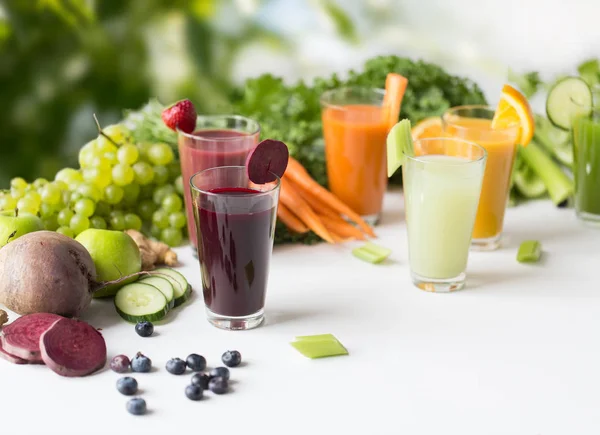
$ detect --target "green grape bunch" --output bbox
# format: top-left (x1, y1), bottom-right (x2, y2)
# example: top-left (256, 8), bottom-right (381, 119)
top-left (0, 123), bottom-right (187, 247)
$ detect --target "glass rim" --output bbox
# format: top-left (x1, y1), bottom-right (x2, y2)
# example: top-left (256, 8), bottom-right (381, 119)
top-left (403, 137), bottom-right (488, 165)
top-left (177, 114), bottom-right (261, 141)
top-left (189, 165), bottom-right (281, 197)
top-left (320, 86), bottom-right (386, 110)
top-left (442, 104), bottom-right (520, 132)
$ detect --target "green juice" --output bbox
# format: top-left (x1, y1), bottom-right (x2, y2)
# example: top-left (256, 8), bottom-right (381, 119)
top-left (572, 112), bottom-right (600, 220)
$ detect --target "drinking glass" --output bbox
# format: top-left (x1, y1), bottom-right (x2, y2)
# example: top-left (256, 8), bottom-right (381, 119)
top-left (178, 115), bottom-right (260, 251)
top-left (442, 105), bottom-right (519, 250)
top-left (320, 87), bottom-right (392, 225)
top-left (403, 138), bottom-right (487, 292)
top-left (190, 166), bottom-right (280, 330)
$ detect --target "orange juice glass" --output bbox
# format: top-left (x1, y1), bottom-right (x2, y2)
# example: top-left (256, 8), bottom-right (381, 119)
top-left (442, 106), bottom-right (520, 250)
top-left (320, 87), bottom-right (391, 224)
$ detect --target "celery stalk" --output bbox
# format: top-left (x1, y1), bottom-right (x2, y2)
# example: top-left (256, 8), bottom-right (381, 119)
top-left (517, 142), bottom-right (574, 205)
top-left (517, 240), bottom-right (542, 263)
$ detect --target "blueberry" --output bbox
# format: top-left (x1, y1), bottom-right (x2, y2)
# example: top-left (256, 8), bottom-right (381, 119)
top-left (191, 373), bottom-right (210, 390)
top-left (131, 352), bottom-right (152, 373)
top-left (186, 353), bottom-right (206, 372)
top-left (209, 376), bottom-right (228, 394)
top-left (210, 366), bottom-right (230, 381)
top-left (166, 358), bottom-right (186, 375)
top-left (126, 397), bottom-right (147, 415)
top-left (221, 350), bottom-right (242, 368)
top-left (110, 355), bottom-right (130, 373)
top-left (116, 377), bottom-right (138, 396)
top-left (185, 384), bottom-right (204, 401)
top-left (135, 321), bottom-right (154, 337)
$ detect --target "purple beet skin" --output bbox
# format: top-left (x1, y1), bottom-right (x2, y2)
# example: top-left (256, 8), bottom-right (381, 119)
top-left (40, 318), bottom-right (107, 377)
top-left (0, 338), bottom-right (28, 365)
top-left (245, 139), bottom-right (289, 184)
top-left (1, 313), bottom-right (63, 362)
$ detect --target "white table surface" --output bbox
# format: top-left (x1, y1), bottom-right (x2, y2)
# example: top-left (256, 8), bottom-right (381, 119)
top-left (1, 190), bottom-right (599, 435)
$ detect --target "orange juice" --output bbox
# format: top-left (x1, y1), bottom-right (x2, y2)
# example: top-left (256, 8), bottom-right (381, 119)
top-left (443, 106), bottom-right (519, 249)
top-left (321, 104), bottom-right (389, 219)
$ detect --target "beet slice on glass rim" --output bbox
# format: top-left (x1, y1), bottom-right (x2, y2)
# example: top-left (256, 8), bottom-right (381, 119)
top-left (245, 139), bottom-right (289, 184)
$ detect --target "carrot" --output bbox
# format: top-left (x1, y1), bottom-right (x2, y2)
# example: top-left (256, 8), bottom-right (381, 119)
top-left (277, 203), bottom-right (309, 234)
top-left (291, 179), bottom-right (340, 220)
top-left (319, 214), bottom-right (366, 241)
top-left (279, 177), bottom-right (335, 244)
top-left (285, 157), bottom-right (376, 237)
top-left (383, 72), bottom-right (409, 129)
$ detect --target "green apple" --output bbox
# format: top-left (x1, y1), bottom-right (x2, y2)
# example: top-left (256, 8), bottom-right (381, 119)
top-left (0, 210), bottom-right (43, 248)
top-left (75, 229), bottom-right (142, 298)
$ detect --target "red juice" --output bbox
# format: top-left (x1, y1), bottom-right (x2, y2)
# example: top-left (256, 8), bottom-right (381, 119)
top-left (197, 187), bottom-right (276, 317)
top-left (178, 129), bottom-right (259, 248)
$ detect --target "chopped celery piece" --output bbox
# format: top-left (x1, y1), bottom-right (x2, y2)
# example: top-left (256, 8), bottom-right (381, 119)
top-left (352, 242), bottom-right (392, 264)
top-left (517, 240), bottom-right (542, 263)
top-left (290, 335), bottom-right (348, 359)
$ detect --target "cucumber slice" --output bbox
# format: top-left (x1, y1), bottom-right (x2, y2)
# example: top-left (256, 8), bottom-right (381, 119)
top-left (546, 77), bottom-right (592, 130)
top-left (139, 276), bottom-right (175, 310)
top-left (153, 268), bottom-right (192, 307)
top-left (115, 282), bottom-right (169, 323)
top-left (386, 119), bottom-right (414, 177)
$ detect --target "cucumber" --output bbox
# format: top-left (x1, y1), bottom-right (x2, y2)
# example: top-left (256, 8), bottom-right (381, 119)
top-left (139, 276), bottom-right (175, 310)
top-left (153, 268), bottom-right (192, 307)
top-left (546, 76), bottom-right (592, 130)
top-left (114, 282), bottom-right (169, 323)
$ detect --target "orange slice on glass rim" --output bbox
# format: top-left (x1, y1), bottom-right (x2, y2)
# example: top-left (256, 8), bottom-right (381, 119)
top-left (411, 116), bottom-right (443, 140)
top-left (491, 84), bottom-right (535, 146)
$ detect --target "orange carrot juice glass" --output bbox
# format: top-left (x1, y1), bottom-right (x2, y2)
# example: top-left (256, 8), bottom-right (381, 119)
top-left (442, 105), bottom-right (520, 250)
top-left (320, 87), bottom-right (391, 224)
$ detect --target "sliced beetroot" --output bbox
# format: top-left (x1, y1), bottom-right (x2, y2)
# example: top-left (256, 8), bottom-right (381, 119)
top-left (245, 139), bottom-right (289, 184)
top-left (40, 318), bottom-right (107, 377)
top-left (0, 338), bottom-right (28, 364)
top-left (1, 313), bottom-right (63, 362)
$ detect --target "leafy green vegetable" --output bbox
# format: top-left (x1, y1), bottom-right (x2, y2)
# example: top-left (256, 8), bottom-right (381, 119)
top-left (508, 69), bottom-right (544, 98)
top-left (124, 99), bottom-right (177, 147)
top-left (577, 58), bottom-right (600, 87)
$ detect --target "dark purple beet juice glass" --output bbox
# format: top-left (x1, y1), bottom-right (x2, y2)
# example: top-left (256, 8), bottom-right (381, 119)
top-left (190, 166), bottom-right (280, 330)
top-left (178, 116), bottom-right (260, 252)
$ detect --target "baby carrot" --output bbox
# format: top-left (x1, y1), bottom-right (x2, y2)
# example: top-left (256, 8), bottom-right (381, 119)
top-left (383, 72), bottom-right (409, 128)
top-left (319, 214), bottom-right (366, 241)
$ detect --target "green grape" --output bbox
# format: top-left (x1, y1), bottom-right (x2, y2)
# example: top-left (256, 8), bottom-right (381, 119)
top-left (42, 215), bottom-right (59, 231)
top-left (95, 201), bottom-right (111, 217)
top-left (74, 198), bottom-right (95, 217)
top-left (139, 185), bottom-right (154, 199)
top-left (150, 224), bottom-right (162, 239)
top-left (160, 228), bottom-right (183, 247)
top-left (92, 168), bottom-right (112, 189)
top-left (112, 163), bottom-right (134, 186)
top-left (103, 124), bottom-right (131, 145)
top-left (109, 211), bottom-right (126, 230)
top-left (153, 185), bottom-right (175, 205)
top-left (161, 193), bottom-right (183, 213)
top-left (90, 216), bottom-right (108, 230)
top-left (33, 178), bottom-right (49, 189)
top-left (55, 168), bottom-right (83, 185)
top-left (96, 135), bottom-right (118, 154)
top-left (53, 180), bottom-right (69, 192)
top-left (167, 162), bottom-right (180, 181)
top-left (10, 187), bottom-right (25, 199)
top-left (168, 211), bottom-right (187, 229)
top-left (117, 144), bottom-right (139, 165)
top-left (104, 151), bottom-right (118, 165)
top-left (77, 183), bottom-right (102, 202)
top-left (174, 175), bottom-right (184, 195)
top-left (10, 177), bottom-right (28, 190)
top-left (152, 209), bottom-right (169, 229)
top-left (90, 156), bottom-right (112, 172)
top-left (137, 199), bottom-right (156, 220)
top-left (148, 143), bottom-right (174, 165)
top-left (24, 191), bottom-right (41, 207)
top-left (57, 208), bottom-right (75, 226)
top-left (0, 195), bottom-right (17, 211)
top-left (124, 213), bottom-right (143, 230)
top-left (78, 141), bottom-right (97, 168)
top-left (70, 191), bottom-right (83, 203)
top-left (40, 184), bottom-right (62, 205)
top-left (153, 165), bottom-right (169, 185)
top-left (17, 197), bottom-right (39, 215)
top-left (56, 226), bottom-right (74, 238)
top-left (70, 214), bottom-right (90, 235)
top-left (104, 184), bottom-right (124, 205)
top-left (122, 183), bottom-right (141, 206)
top-left (132, 162), bottom-right (154, 185)
top-left (39, 202), bottom-right (58, 218)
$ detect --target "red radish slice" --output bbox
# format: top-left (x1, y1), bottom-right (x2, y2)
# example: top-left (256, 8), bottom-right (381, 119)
top-left (40, 318), bottom-right (107, 377)
top-left (1, 313), bottom-right (63, 362)
top-left (245, 139), bottom-right (289, 184)
top-left (0, 338), bottom-right (28, 364)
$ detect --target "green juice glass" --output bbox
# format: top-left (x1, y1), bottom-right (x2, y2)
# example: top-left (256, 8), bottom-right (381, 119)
top-left (403, 138), bottom-right (487, 292)
top-left (572, 96), bottom-right (600, 225)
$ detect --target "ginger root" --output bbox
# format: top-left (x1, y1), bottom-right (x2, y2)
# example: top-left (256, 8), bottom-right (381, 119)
top-left (0, 309), bottom-right (8, 327)
top-left (125, 229), bottom-right (178, 270)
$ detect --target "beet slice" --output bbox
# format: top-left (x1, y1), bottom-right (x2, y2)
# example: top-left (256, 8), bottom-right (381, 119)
top-left (1, 313), bottom-right (63, 362)
top-left (245, 139), bottom-right (289, 184)
top-left (0, 338), bottom-right (28, 364)
top-left (40, 318), bottom-right (107, 377)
